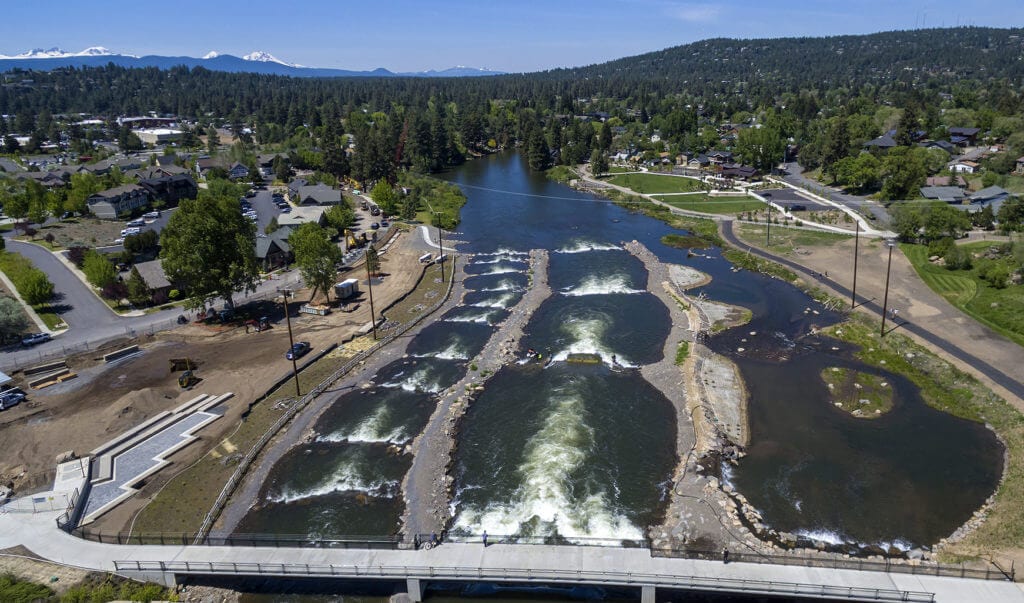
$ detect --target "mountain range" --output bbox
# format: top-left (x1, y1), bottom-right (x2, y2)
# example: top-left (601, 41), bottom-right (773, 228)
top-left (0, 46), bottom-right (504, 77)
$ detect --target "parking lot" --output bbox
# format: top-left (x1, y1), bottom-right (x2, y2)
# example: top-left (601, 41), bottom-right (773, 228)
top-left (759, 187), bottom-right (832, 212)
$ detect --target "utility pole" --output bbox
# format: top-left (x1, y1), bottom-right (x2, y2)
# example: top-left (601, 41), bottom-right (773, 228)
top-left (436, 217), bottom-right (446, 283)
top-left (763, 193), bottom-right (772, 246)
top-left (880, 241), bottom-right (895, 337)
top-left (278, 288), bottom-right (301, 396)
top-left (851, 221), bottom-right (860, 308)
top-left (365, 247), bottom-right (378, 340)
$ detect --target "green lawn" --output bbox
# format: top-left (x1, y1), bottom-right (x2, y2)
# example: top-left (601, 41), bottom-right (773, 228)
top-left (736, 223), bottom-right (853, 255)
top-left (902, 243), bottom-right (1024, 347)
top-left (606, 166), bottom-right (632, 174)
top-left (606, 172), bottom-right (705, 194)
top-left (654, 194), bottom-right (764, 215)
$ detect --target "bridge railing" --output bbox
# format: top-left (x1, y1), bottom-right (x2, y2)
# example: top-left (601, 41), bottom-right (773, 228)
top-left (652, 545), bottom-right (1013, 582)
top-left (113, 559), bottom-right (936, 603)
top-left (72, 529), bottom-right (402, 549)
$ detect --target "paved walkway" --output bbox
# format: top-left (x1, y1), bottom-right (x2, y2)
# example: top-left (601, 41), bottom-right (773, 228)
top-left (0, 507), bottom-right (1022, 601)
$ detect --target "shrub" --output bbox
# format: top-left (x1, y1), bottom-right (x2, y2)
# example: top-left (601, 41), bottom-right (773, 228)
top-left (943, 245), bottom-right (972, 270)
top-left (928, 237), bottom-right (955, 257)
top-left (67, 245), bottom-right (89, 267)
top-left (101, 281), bottom-right (128, 300)
top-left (83, 250), bottom-right (117, 288)
top-left (168, 289), bottom-right (180, 300)
top-left (980, 262), bottom-right (1010, 289)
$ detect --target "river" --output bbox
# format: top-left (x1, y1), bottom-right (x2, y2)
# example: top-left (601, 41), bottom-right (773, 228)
top-left (236, 153), bottom-right (1002, 551)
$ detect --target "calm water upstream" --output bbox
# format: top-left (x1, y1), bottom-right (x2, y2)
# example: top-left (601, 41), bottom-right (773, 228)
top-left (238, 153), bottom-right (1002, 549)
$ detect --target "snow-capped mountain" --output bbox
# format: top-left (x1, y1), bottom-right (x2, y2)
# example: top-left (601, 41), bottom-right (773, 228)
top-left (242, 51), bottom-right (301, 68)
top-left (0, 46), bottom-right (125, 59)
top-left (0, 46), bottom-right (503, 78)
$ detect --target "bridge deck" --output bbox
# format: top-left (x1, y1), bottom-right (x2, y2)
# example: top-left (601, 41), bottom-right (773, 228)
top-left (1, 507), bottom-right (1022, 602)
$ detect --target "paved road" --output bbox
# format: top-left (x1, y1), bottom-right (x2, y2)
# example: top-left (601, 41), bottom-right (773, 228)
top-left (6, 239), bottom-right (117, 331)
top-left (780, 163), bottom-right (890, 225)
top-left (720, 220), bottom-right (1024, 402)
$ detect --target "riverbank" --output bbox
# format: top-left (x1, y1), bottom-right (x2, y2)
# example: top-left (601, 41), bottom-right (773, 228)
top-left (402, 249), bottom-right (552, 538)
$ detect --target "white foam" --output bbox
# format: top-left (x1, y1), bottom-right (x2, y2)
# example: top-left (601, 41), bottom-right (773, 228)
top-left (792, 528), bottom-right (848, 546)
top-left (550, 318), bottom-right (636, 368)
top-left (444, 308), bottom-right (499, 325)
top-left (319, 406), bottom-right (409, 445)
top-left (452, 390), bottom-right (642, 542)
top-left (380, 367), bottom-right (444, 393)
top-left (561, 274), bottom-right (644, 297)
top-left (469, 292), bottom-right (516, 309)
top-left (484, 265), bottom-right (522, 275)
top-left (475, 248), bottom-right (528, 258)
top-left (555, 241), bottom-right (621, 254)
top-left (269, 457), bottom-right (400, 504)
top-left (412, 342), bottom-right (469, 361)
top-left (481, 280), bottom-right (522, 293)
top-left (473, 257), bottom-right (528, 265)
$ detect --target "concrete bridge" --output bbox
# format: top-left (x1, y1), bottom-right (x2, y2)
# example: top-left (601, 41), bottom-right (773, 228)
top-left (2, 503), bottom-right (1023, 602)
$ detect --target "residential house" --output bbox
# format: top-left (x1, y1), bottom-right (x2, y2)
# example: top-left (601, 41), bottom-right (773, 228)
top-left (83, 157), bottom-right (143, 176)
top-left (948, 127), bottom-right (981, 146)
top-left (864, 133), bottom-right (898, 151)
top-left (194, 156), bottom-right (224, 179)
top-left (294, 183), bottom-right (342, 206)
top-left (951, 160), bottom-right (979, 174)
top-left (921, 140), bottom-right (957, 155)
top-left (287, 178), bottom-right (309, 202)
top-left (687, 154), bottom-right (711, 169)
top-left (278, 206), bottom-right (327, 228)
top-left (228, 162), bottom-right (249, 180)
top-left (139, 174), bottom-right (198, 206)
top-left (707, 150), bottom-right (734, 165)
top-left (969, 186), bottom-right (1010, 206)
top-left (155, 154), bottom-right (179, 167)
top-left (611, 151), bottom-right (630, 163)
top-left (255, 230), bottom-right (293, 271)
top-left (720, 163), bottom-right (759, 180)
top-left (1015, 156), bottom-right (1024, 176)
top-left (919, 186), bottom-right (966, 204)
top-left (16, 171), bottom-right (68, 188)
top-left (87, 184), bottom-right (152, 219)
top-left (128, 165), bottom-right (188, 181)
top-left (133, 259), bottom-right (173, 300)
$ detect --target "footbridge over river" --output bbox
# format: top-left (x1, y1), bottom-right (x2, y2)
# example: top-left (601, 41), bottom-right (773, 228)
top-left (2, 504), bottom-right (1023, 602)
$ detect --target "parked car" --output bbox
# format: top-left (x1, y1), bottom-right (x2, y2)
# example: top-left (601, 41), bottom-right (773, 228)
top-left (0, 390), bottom-right (25, 411)
top-left (143, 210), bottom-right (161, 219)
top-left (126, 218), bottom-right (145, 227)
top-left (286, 341), bottom-right (311, 361)
top-left (380, 220), bottom-right (389, 227)
top-left (21, 332), bottom-right (52, 347)
top-left (370, 222), bottom-right (380, 230)
top-left (279, 206), bottom-right (291, 213)
top-left (245, 190), bottom-right (256, 198)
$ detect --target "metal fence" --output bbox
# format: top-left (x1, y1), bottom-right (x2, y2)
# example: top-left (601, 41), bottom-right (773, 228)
top-left (192, 264), bottom-right (458, 543)
top-left (113, 559), bottom-right (936, 602)
top-left (652, 546), bottom-right (1013, 582)
top-left (72, 529), bottom-right (400, 549)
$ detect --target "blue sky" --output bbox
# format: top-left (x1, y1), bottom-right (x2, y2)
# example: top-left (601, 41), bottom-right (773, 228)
top-left (2, 0), bottom-right (1023, 72)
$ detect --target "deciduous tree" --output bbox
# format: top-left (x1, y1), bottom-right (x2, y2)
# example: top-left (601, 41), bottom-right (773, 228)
top-left (0, 296), bottom-right (28, 342)
top-left (288, 222), bottom-right (342, 302)
top-left (160, 191), bottom-right (259, 310)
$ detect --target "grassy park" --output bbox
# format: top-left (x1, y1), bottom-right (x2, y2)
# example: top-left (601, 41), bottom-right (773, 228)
top-left (902, 242), bottom-right (1024, 347)
top-left (606, 172), bottom-right (705, 194)
top-left (654, 194), bottom-right (765, 215)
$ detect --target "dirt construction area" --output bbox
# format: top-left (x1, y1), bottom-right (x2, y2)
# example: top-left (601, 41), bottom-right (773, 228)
top-left (0, 228), bottom-right (432, 520)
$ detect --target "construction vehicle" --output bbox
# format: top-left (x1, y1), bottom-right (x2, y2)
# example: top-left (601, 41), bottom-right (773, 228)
top-left (178, 370), bottom-right (199, 389)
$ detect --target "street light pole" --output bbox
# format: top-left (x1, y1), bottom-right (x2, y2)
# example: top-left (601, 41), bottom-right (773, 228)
top-left (880, 241), bottom-right (895, 337)
top-left (365, 247), bottom-right (378, 340)
top-left (851, 221), bottom-right (860, 308)
top-left (763, 193), bottom-right (772, 246)
top-left (278, 288), bottom-right (301, 396)
top-left (436, 216), bottom-right (446, 283)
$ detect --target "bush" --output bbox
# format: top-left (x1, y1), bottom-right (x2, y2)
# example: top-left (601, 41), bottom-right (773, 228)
top-left (943, 245), bottom-right (972, 270)
top-left (67, 245), bottom-right (89, 267)
top-left (168, 289), bottom-right (180, 300)
top-left (928, 237), bottom-right (955, 257)
top-left (980, 262), bottom-right (1010, 289)
top-left (101, 281), bottom-right (128, 301)
top-left (0, 573), bottom-right (54, 603)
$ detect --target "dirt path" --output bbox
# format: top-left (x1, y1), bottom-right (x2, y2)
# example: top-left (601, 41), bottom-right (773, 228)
top-left (401, 249), bottom-right (551, 539)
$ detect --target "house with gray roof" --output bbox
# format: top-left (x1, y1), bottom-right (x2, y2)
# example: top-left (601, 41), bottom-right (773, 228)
top-left (87, 184), bottom-right (152, 219)
top-left (969, 186), bottom-right (1010, 206)
top-left (295, 183), bottom-right (342, 205)
top-left (255, 230), bottom-right (293, 271)
top-left (919, 186), bottom-right (966, 204)
top-left (133, 259), bottom-right (173, 299)
top-left (864, 133), bottom-right (898, 150)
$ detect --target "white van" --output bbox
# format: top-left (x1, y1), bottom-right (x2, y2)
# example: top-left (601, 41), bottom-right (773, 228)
top-left (126, 218), bottom-right (145, 227)
top-left (143, 210), bottom-right (160, 219)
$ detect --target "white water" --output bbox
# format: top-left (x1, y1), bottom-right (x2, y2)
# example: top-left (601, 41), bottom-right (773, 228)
top-left (555, 240), bottom-right (621, 254)
top-left (475, 248), bottom-right (528, 259)
top-left (319, 406), bottom-right (409, 445)
top-left (481, 279), bottom-right (522, 293)
top-left (472, 257), bottom-right (528, 265)
top-left (561, 274), bottom-right (643, 297)
top-left (412, 341), bottom-right (469, 361)
top-left (551, 318), bottom-right (636, 368)
top-left (469, 292), bottom-right (516, 308)
top-left (453, 390), bottom-right (642, 542)
top-left (269, 456), bottom-right (400, 504)
top-left (444, 309), bottom-right (499, 325)
top-left (483, 265), bottom-right (522, 275)
top-left (380, 367), bottom-right (444, 393)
